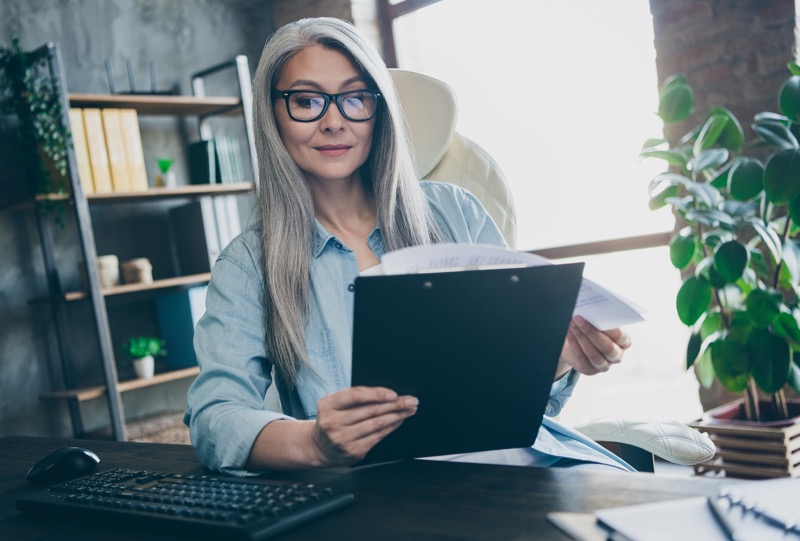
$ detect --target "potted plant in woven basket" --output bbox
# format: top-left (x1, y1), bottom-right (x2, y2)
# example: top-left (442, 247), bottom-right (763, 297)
top-left (642, 64), bottom-right (800, 478)
top-left (121, 336), bottom-right (166, 380)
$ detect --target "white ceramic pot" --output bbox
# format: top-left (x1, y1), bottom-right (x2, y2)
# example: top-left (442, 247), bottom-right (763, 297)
top-left (132, 355), bottom-right (155, 379)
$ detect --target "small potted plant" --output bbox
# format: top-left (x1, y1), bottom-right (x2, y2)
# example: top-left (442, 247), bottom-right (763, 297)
top-left (642, 64), bottom-right (800, 477)
top-left (121, 336), bottom-right (166, 379)
top-left (154, 157), bottom-right (176, 188)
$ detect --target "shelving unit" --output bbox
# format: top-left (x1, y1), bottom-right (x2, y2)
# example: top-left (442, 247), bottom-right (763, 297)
top-left (23, 42), bottom-right (257, 441)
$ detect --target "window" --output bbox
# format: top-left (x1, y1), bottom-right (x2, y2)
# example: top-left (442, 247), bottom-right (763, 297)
top-left (380, 0), bottom-right (703, 423)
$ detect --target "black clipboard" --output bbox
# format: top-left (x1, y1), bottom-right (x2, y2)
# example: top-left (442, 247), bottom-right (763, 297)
top-left (351, 262), bottom-right (584, 465)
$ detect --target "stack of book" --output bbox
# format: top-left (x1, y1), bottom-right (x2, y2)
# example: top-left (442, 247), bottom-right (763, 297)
top-left (69, 108), bottom-right (149, 195)
top-left (187, 136), bottom-right (244, 184)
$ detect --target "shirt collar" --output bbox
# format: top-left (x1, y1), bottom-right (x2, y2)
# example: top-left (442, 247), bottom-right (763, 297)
top-left (311, 218), bottom-right (383, 258)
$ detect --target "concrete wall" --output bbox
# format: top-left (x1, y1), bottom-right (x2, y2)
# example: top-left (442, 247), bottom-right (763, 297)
top-left (0, 0), bottom-right (366, 440)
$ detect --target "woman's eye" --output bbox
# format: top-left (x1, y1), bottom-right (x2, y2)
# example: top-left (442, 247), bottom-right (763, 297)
top-left (293, 94), bottom-right (323, 109)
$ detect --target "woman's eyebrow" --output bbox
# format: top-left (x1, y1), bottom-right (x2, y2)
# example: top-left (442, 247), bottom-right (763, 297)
top-left (286, 75), bottom-right (367, 91)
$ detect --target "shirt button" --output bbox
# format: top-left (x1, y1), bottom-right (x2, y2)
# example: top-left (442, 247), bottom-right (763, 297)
top-left (335, 242), bottom-right (343, 249)
top-left (347, 284), bottom-right (355, 292)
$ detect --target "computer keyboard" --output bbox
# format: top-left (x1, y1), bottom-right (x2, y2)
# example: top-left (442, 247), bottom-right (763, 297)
top-left (16, 468), bottom-right (355, 540)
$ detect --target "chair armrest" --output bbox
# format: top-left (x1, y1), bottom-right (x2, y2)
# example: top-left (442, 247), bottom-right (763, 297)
top-left (573, 416), bottom-right (716, 466)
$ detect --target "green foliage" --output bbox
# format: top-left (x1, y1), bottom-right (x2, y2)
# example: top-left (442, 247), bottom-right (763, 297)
top-left (157, 157), bottom-right (173, 174)
top-left (644, 69), bottom-right (800, 419)
top-left (0, 36), bottom-right (70, 226)
top-left (121, 336), bottom-right (166, 360)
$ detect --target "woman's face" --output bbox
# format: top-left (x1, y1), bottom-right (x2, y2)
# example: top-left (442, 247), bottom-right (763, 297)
top-left (273, 45), bottom-right (376, 187)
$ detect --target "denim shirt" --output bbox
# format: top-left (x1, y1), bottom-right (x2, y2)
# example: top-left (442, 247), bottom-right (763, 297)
top-left (185, 181), bottom-right (634, 475)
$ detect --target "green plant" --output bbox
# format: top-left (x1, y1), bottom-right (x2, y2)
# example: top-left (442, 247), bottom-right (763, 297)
top-left (642, 64), bottom-right (800, 422)
top-left (121, 336), bottom-right (166, 360)
top-left (157, 157), bottom-right (173, 174)
top-left (0, 36), bottom-right (70, 226)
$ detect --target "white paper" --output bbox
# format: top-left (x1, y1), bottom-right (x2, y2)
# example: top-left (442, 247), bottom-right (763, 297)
top-left (369, 243), bottom-right (646, 331)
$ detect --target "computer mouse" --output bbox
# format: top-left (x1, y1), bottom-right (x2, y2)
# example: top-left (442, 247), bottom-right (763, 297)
top-left (25, 446), bottom-right (100, 485)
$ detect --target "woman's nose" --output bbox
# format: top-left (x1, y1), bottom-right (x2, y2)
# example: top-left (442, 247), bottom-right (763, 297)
top-left (319, 102), bottom-right (346, 131)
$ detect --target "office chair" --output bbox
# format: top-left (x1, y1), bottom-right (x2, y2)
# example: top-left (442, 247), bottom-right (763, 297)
top-left (389, 68), bottom-right (715, 472)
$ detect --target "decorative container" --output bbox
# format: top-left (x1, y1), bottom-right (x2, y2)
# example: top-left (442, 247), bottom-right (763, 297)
top-left (121, 258), bottom-right (153, 284)
top-left (691, 399), bottom-right (800, 479)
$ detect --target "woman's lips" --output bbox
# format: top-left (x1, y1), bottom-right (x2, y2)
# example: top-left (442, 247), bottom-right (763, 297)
top-left (316, 145), bottom-right (350, 157)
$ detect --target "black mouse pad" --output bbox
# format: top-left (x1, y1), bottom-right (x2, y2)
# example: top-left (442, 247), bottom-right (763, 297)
top-left (351, 262), bottom-right (583, 465)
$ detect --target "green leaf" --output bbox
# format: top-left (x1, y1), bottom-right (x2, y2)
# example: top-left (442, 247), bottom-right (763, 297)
top-left (695, 256), bottom-right (728, 289)
top-left (686, 181), bottom-right (722, 208)
top-left (790, 196), bottom-right (800, 225)
top-left (639, 149), bottom-right (690, 168)
top-left (748, 329), bottom-right (790, 393)
top-left (789, 62), bottom-right (800, 77)
top-left (764, 148), bottom-right (800, 203)
top-left (693, 114), bottom-right (729, 156)
top-left (788, 363), bottom-right (800, 395)
top-left (745, 289), bottom-right (782, 328)
top-left (753, 120), bottom-right (799, 150)
top-left (709, 107), bottom-right (745, 152)
top-left (695, 346), bottom-right (715, 388)
top-left (755, 111), bottom-right (790, 123)
top-left (669, 227), bottom-right (696, 270)
top-left (700, 311), bottom-right (724, 339)
top-left (676, 276), bottom-right (712, 325)
top-left (685, 209), bottom-right (736, 228)
top-left (779, 75), bottom-right (800, 121)
top-left (728, 157), bottom-right (764, 201)
top-left (746, 217), bottom-right (783, 265)
top-left (691, 148), bottom-right (730, 175)
top-left (714, 240), bottom-right (748, 283)
top-left (686, 332), bottom-right (702, 370)
top-left (710, 337), bottom-right (752, 392)
top-left (782, 238), bottom-right (800, 285)
top-left (774, 311), bottom-right (800, 346)
top-left (709, 161), bottom-right (735, 189)
top-left (721, 199), bottom-right (758, 219)
top-left (658, 79), bottom-right (694, 123)
top-left (649, 185), bottom-right (681, 210)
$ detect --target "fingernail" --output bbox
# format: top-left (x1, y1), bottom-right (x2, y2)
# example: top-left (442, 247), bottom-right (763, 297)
top-left (404, 397), bottom-right (419, 408)
top-left (574, 316), bottom-right (588, 327)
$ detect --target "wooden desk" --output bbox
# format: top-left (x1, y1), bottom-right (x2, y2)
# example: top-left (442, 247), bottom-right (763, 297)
top-left (0, 436), bottom-right (723, 540)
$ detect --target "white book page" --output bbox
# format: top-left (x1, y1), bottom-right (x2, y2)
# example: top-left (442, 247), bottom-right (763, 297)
top-left (370, 243), bottom-right (645, 331)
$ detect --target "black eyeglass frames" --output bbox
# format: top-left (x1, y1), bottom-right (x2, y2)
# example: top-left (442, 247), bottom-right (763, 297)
top-left (271, 89), bottom-right (381, 122)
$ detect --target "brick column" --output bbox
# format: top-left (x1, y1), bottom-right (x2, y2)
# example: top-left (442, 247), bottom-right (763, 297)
top-left (649, 0), bottom-right (796, 143)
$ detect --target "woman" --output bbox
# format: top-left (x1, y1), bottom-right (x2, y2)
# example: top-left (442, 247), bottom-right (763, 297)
top-left (185, 17), bottom-right (633, 475)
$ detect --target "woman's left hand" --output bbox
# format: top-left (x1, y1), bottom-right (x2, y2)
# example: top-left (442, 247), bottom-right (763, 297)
top-left (557, 315), bottom-right (632, 377)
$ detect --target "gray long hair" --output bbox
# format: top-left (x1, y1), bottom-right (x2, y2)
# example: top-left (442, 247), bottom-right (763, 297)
top-left (252, 17), bottom-right (444, 384)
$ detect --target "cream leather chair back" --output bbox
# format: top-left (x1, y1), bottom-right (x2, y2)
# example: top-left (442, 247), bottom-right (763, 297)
top-left (388, 69), bottom-right (517, 248)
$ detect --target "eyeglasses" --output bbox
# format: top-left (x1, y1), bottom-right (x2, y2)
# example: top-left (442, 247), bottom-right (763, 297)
top-left (271, 89), bottom-right (381, 122)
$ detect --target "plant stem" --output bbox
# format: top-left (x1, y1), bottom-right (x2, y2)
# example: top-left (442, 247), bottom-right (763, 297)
top-left (744, 379), bottom-right (761, 422)
top-left (774, 389), bottom-right (789, 419)
top-left (773, 215), bottom-right (792, 289)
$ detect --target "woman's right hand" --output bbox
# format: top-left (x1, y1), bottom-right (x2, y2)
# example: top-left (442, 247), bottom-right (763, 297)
top-left (311, 386), bottom-right (418, 467)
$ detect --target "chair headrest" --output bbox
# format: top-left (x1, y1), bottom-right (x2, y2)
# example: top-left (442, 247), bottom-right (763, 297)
top-left (389, 69), bottom-right (458, 178)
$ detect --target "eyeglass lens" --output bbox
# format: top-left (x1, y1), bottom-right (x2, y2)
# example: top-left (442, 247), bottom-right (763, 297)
top-left (287, 91), bottom-right (378, 121)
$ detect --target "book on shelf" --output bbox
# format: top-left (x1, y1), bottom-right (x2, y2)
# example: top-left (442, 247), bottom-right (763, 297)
top-left (118, 108), bottom-right (149, 192)
top-left (100, 108), bottom-right (131, 192)
top-left (187, 140), bottom-right (221, 184)
top-left (68, 108), bottom-right (94, 195)
top-left (81, 108), bottom-right (113, 194)
top-left (154, 285), bottom-right (208, 369)
top-left (169, 196), bottom-right (242, 275)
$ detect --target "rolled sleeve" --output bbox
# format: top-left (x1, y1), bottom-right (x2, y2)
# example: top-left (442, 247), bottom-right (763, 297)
top-left (185, 237), bottom-right (292, 476)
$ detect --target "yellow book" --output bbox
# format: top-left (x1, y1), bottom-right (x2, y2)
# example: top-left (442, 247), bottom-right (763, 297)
top-left (101, 109), bottom-right (130, 192)
top-left (82, 109), bottom-right (113, 194)
top-left (119, 109), bottom-right (149, 191)
top-left (68, 108), bottom-right (94, 195)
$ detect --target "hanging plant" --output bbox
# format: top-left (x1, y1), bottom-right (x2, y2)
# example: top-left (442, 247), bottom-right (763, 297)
top-left (0, 36), bottom-right (70, 226)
